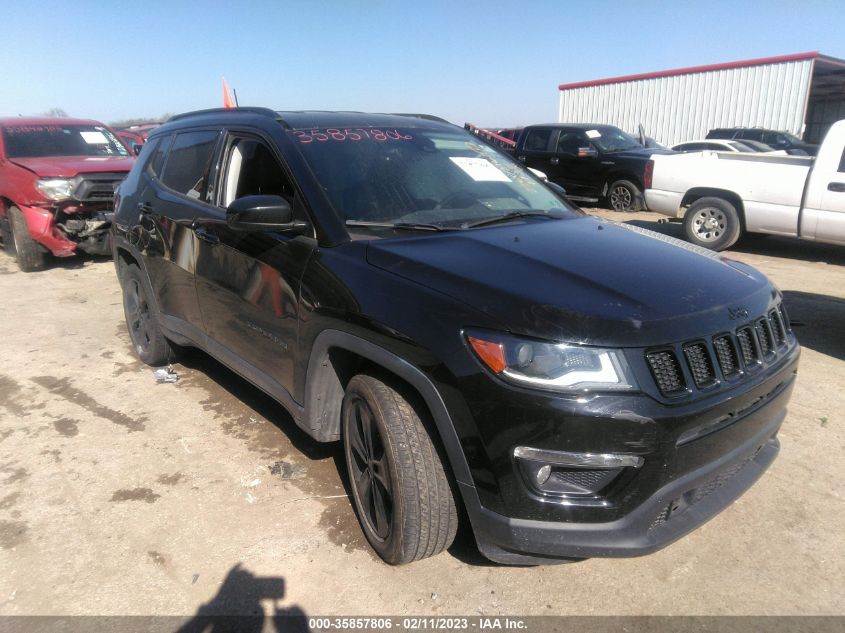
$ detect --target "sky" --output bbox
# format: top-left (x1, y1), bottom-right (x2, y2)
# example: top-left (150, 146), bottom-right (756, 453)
top-left (2, 0), bottom-right (844, 127)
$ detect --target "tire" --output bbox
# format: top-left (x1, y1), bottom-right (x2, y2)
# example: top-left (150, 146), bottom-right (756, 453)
top-left (607, 179), bottom-right (643, 212)
top-left (683, 197), bottom-right (742, 251)
top-left (342, 374), bottom-right (458, 565)
top-left (120, 263), bottom-right (176, 365)
top-left (7, 206), bottom-right (45, 272)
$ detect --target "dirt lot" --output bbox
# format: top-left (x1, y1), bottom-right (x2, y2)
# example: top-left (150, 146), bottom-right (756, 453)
top-left (1, 210), bottom-right (843, 618)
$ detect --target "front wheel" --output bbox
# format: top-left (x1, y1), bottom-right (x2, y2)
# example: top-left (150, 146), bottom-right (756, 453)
top-left (683, 197), bottom-right (741, 251)
top-left (607, 180), bottom-right (643, 212)
top-left (342, 374), bottom-right (458, 565)
top-left (7, 206), bottom-right (45, 272)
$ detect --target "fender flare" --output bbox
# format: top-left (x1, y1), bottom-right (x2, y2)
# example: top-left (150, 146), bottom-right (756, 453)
top-left (303, 329), bottom-right (474, 487)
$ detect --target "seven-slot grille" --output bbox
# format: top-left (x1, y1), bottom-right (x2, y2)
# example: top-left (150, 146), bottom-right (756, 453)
top-left (646, 303), bottom-right (792, 397)
top-left (645, 351), bottom-right (685, 395)
top-left (713, 335), bottom-right (740, 377)
top-left (683, 342), bottom-right (716, 387)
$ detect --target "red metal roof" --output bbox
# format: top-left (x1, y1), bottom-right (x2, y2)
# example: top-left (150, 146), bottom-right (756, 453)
top-left (558, 52), bottom-right (819, 91)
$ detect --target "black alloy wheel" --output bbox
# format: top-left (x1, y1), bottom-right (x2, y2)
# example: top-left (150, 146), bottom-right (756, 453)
top-left (346, 395), bottom-right (394, 541)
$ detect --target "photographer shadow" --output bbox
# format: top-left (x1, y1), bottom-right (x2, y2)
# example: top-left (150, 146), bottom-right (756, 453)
top-left (176, 564), bottom-right (309, 633)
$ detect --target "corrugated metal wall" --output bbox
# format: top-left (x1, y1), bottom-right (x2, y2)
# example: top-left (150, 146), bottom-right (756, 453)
top-left (558, 59), bottom-right (814, 146)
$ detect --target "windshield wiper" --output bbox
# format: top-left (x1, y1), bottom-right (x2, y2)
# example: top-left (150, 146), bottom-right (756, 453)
top-left (345, 220), bottom-right (452, 232)
top-left (461, 211), bottom-right (560, 229)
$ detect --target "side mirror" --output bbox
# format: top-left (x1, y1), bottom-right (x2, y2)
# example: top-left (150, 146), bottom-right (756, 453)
top-left (226, 195), bottom-right (306, 233)
top-left (577, 147), bottom-right (598, 159)
top-left (546, 181), bottom-right (568, 197)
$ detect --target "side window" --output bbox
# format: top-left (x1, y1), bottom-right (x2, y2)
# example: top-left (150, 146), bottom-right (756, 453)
top-left (556, 131), bottom-right (586, 154)
top-left (838, 149), bottom-right (845, 173)
top-left (523, 129), bottom-right (552, 151)
top-left (159, 130), bottom-right (220, 200)
top-left (222, 137), bottom-right (294, 207)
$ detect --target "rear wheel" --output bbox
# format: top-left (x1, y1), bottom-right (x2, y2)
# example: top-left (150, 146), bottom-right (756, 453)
top-left (342, 374), bottom-right (458, 565)
top-left (683, 197), bottom-right (741, 251)
top-left (7, 206), bottom-right (45, 272)
top-left (607, 179), bottom-right (643, 212)
top-left (120, 263), bottom-right (176, 365)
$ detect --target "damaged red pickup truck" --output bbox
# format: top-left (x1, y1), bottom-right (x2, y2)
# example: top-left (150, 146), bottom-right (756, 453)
top-left (0, 118), bottom-right (134, 271)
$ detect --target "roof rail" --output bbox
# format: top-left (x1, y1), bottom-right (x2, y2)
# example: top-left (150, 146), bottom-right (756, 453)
top-left (166, 107), bottom-right (279, 123)
top-left (387, 113), bottom-right (451, 124)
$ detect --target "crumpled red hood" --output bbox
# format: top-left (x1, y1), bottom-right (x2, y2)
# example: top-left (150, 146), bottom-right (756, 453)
top-left (11, 155), bottom-right (135, 178)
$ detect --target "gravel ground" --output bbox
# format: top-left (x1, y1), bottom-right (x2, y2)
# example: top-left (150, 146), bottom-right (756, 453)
top-left (0, 210), bottom-right (843, 618)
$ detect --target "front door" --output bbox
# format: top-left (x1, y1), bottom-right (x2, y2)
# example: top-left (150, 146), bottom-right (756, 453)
top-left (193, 132), bottom-right (315, 397)
top-left (546, 129), bottom-right (601, 198)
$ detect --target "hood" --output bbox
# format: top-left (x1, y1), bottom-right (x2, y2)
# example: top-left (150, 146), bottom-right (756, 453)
top-left (365, 216), bottom-right (775, 347)
top-left (10, 155), bottom-right (135, 178)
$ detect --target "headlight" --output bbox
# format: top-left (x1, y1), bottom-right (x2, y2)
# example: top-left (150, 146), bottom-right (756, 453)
top-left (36, 178), bottom-right (74, 201)
top-left (466, 330), bottom-right (637, 393)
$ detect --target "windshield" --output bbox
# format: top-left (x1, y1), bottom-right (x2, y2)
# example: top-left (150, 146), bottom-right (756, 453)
top-left (728, 141), bottom-right (755, 152)
top-left (587, 127), bottom-right (642, 153)
top-left (289, 126), bottom-right (578, 235)
top-left (1, 124), bottom-right (130, 158)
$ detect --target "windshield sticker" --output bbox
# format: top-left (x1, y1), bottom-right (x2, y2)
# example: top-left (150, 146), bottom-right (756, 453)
top-left (449, 156), bottom-right (512, 182)
top-left (4, 126), bottom-right (62, 134)
top-left (586, 130), bottom-right (602, 139)
top-left (80, 131), bottom-right (109, 145)
top-left (293, 129), bottom-right (413, 144)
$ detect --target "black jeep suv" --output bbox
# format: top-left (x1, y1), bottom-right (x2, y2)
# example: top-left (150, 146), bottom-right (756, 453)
top-left (112, 108), bottom-right (799, 565)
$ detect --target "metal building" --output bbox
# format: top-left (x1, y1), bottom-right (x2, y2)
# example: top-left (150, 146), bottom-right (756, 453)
top-left (557, 52), bottom-right (845, 146)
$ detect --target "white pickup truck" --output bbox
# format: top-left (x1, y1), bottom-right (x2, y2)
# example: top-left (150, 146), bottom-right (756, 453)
top-left (644, 119), bottom-right (845, 250)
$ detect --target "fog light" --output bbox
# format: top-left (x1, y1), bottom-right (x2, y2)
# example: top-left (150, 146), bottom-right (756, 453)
top-left (514, 446), bottom-right (643, 499)
top-left (536, 464), bottom-right (551, 485)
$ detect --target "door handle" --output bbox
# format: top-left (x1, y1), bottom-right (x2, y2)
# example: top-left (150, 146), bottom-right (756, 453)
top-left (827, 182), bottom-right (845, 192)
top-left (550, 157), bottom-right (559, 165)
top-left (194, 225), bottom-right (220, 245)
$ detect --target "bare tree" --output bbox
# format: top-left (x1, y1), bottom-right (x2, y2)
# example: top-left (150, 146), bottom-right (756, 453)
top-left (43, 108), bottom-right (69, 118)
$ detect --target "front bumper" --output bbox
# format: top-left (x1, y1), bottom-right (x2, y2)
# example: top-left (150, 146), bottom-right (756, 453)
top-left (452, 336), bottom-right (800, 564)
top-left (462, 371), bottom-right (792, 564)
top-left (644, 188), bottom-right (685, 217)
top-left (17, 204), bottom-right (113, 257)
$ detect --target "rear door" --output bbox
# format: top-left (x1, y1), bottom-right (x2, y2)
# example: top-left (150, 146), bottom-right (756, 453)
top-left (135, 129), bottom-right (222, 331)
top-left (193, 129), bottom-right (316, 397)
top-left (516, 127), bottom-right (556, 176)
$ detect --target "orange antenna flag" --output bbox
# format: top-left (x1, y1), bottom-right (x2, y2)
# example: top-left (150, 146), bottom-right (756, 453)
top-left (222, 78), bottom-right (235, 109)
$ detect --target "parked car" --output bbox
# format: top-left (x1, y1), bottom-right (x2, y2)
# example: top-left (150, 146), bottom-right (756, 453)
top-left (504, 123), bottom-right (673, 211)
top-left (123, 122), bottom-right (162, 141)
top-left (706, 127), bottom-right (818, 156)
top-left (646, 118), bottom-right (845, 250)
top-left (0, 117), bottom-right (135, 271)
top-left (115, 130), bottom-right (144, 154)
top-left (113, 107), bottom-right (799, 565)
top-left (673, 139), bottom-right (756, 153)
top-left (672, 139), bottom-right (788, 155)
top-left (730, 139), bottom-right (784, 153)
